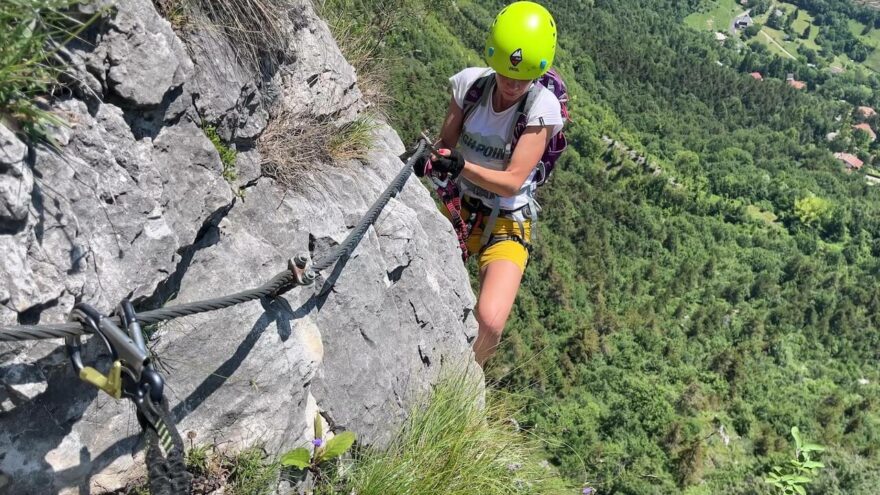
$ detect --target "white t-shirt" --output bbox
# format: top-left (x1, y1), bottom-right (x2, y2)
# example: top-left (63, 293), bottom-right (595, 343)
top-left (449, 67), bottom-right (564, 210)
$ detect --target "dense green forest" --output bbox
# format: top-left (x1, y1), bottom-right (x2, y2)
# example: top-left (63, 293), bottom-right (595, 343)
top-left (324, 0), bottom-right (880, 493)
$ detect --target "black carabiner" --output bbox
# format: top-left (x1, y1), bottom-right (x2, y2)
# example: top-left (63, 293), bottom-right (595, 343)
top-left (65, 303), bottom-right (148, 398)
top-left (118, 300), bottom-right (164, 405)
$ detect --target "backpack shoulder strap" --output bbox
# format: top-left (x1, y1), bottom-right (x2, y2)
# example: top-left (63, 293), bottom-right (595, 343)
top-left (510, 83), bottom-right (544, 148)
top-left (461, 70), bottom-right (495, 124)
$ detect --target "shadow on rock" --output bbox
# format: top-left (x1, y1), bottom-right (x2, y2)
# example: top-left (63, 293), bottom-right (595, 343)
top-left (42, 249), bottom-right (352, 491)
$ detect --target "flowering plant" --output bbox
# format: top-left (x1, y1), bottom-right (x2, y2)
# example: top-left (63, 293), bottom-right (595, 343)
top-left (280, 412), bottom-right (356, 470)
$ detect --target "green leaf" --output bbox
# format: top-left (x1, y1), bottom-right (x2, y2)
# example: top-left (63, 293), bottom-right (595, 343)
top-left (802, 461), bottom-right (824, 469)
top-left (791, 426), bottom-right (802, 450)
top-left (318, 431), bottom-right (356, 462)
top-left (313, 413), bottom-right (323, 440)
top-left (791, 476), bottom-right (811, 483)
top-left (280, 448), bottom-right (311, 469)
top-left (793, 484), bottom-right (806, 495)
top-left (801, 443), bottom-right (825, 453)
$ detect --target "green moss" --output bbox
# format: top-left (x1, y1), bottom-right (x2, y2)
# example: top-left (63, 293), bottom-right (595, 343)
top-left (203, 123), bottom-right (238, 183)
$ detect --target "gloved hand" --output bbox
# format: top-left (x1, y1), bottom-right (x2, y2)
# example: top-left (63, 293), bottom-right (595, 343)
top-left (430, 148), bottom-right (465, 180)
top-left (413, 153), bottom-right (433, 177)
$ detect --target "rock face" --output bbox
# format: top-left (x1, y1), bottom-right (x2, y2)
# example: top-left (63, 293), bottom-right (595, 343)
top-left (0, 0), bottom-right (476, 493)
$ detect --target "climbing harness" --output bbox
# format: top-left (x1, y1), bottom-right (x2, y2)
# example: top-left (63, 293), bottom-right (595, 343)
top-left (422, 67), bottom-right (571, 262)
top-left (421, 132), bottom-right (535, 262)
top-left (67, 299), bottom-right (191, 494)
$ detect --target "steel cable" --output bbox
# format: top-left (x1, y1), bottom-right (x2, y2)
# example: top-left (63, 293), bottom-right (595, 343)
top-left (0, 141), bottom-right (428, 342)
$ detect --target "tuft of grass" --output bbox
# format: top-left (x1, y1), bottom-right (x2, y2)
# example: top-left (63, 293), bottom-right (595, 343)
top-left (0, 0), bottom-right (98, 141)
top-left (157, 0), bottom-right (295, 69)
top-left (316, 0), bottom-right (420, 115)
top-left (225, 446), bottom-right (280, 495)
top-left (153, 0), bottom-right (190, 30)
top-left (259, 109), bottom-right (326, 189)
top-left (327, 116), bottom-right (378, 162)
top-left (122, 483), bottom-right (151, 495)
top-left (203, 123), bottom-right (238, 183)
top-left (181, 441), bottom-right (281, 494)
top-left (259, 110), bottom-right (378, 189)
top-left (337, 370), bottom-right (574, 495)
top-left (186, 443), bottom-right (212, 476)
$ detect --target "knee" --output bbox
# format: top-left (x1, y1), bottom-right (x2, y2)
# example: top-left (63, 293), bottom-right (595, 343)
top-left (476, 302), bottom-right (508, 339)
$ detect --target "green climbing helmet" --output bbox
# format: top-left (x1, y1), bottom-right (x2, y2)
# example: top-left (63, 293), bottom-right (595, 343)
top-left (485, 1), bottom-right (557, 80)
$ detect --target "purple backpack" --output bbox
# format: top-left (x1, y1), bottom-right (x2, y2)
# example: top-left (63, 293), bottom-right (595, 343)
top-left (461, 68), bottom-right (570, 186)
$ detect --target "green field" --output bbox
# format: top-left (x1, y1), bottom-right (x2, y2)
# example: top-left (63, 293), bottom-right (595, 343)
top-left (750, 3), bottom-right (811, 60)
top-left (758, 25), bottom-right (798, 59)
top-left (790, 6), bottom-right (820, 50)
top-left (686, 0), bottom-right (880, 74)
top-left (848, 19), bottom-right (880, 72)
top-left (683, 0), bottom-right (742, 32)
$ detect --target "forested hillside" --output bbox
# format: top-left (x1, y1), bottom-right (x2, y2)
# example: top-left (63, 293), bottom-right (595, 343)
top-left (323, 0), bottom-right (880, 493)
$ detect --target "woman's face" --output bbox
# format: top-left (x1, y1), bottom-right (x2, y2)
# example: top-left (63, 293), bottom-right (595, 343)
top-left (494, 73), bottom-right (532, 102)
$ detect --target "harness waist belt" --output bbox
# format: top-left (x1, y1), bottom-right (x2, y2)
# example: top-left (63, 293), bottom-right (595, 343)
top-left (462, 196), bottom-right (530, 219)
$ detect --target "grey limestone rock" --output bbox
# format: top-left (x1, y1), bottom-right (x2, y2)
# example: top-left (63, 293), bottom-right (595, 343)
top-left (0, 0), bottom-right (476, 493)
top-left (105, 0), bottom-right (193, 107)
top-left (0, 125), bottom-right (32, 228)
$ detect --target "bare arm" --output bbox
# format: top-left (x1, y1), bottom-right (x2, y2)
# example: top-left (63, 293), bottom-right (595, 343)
top-left (460, 126), bottom-right (549, 197)
top-left (438, 96), bottom-right (464, 150)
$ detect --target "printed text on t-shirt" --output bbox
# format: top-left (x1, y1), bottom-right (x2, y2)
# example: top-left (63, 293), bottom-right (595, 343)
top-left (461, 132), bottom-right (508, 161)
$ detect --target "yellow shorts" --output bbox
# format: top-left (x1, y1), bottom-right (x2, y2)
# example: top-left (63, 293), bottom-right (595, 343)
top-left (444, 203), bottom-right (531, 273)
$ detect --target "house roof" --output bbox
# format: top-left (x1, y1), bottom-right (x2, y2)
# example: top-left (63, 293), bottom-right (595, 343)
top-left (834, 152), bottom-right (864, 170)
top-left (858, 106), bottom-right (877, 118)
top-left (788, 80), bottom-right (806, 90)
top-left (749, 72), bottom-right (763, 80)
top-left (854, 123), bottom-right (877, 141)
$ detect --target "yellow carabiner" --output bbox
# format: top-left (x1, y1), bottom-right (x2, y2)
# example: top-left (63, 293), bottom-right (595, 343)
top-left (78, 360), bottom-right (124, 399)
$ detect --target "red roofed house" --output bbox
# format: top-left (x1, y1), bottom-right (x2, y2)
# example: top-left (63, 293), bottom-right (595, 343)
top-left (835, 152), bottom-right (864, 170)
top-left (857, 106), bottom-right (877, 118)
top-left (750, 72), bottom-right (763, 81)
top-left (853, 123), bottom-right (877, 142)
top-left (786, 73), bottom-right (806, 90)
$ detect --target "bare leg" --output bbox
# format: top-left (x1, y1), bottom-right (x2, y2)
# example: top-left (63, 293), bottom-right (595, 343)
top-left (472, 260), bottom-right (524, 367)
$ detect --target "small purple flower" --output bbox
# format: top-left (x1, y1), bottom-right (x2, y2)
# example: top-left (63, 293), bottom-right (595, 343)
top-left (582, 488), bottom-right (594, 495)
top-left (312, 438), bottom-right (323, 447)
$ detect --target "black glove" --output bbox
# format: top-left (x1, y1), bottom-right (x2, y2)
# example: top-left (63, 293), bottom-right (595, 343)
top-left (413, 154), bottom-right (432, 177)
top-left (431, 148), bottom-right (465, 180)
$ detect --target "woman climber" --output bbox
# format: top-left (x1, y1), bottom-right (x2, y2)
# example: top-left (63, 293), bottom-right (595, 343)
top-left (415, 1), bottom-right (566, 366)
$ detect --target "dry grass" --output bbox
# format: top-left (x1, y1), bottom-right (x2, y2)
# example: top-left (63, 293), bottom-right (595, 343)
top-left (153, 0), bottom-right (190, 30)
top-left (1, 0), bottom-right (101, 141)
top-left (315, 0), bottom-right (420, 115)
top-left (154, 0), bottom-right (295, 68)
top-left (340, 370), bottom-right (574, 495)
top-left (325, 15), bottom-right (394, 116)
top-left (259, 107), bottom-right (379, 189)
